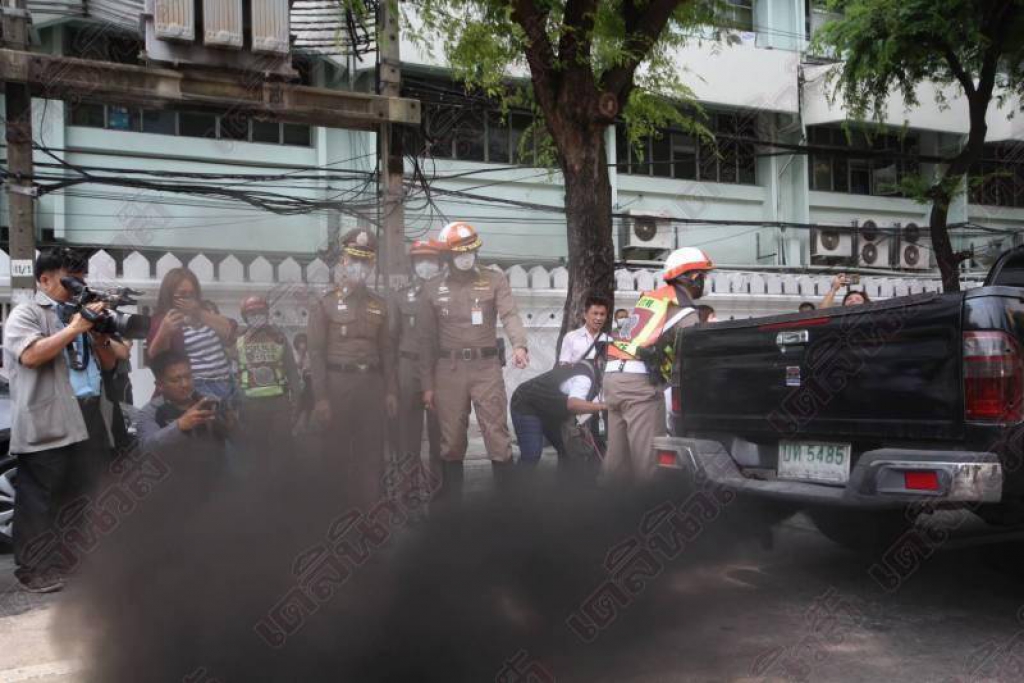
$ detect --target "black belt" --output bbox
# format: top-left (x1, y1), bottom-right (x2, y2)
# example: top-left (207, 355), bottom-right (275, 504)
top-left (439, 347), bottom-right (498, 362)
top-left (399, 350), bottom-right (419, 361)
top-left (327, 361), bottom-right (380, 373)
top-left (77, 395), bottom-right (101, 407)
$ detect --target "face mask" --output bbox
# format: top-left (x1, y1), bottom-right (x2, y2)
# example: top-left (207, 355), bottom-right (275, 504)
top-left (343, 261), bottom-right (372, 283)
top-left (452, 252), bottom-right (477, 272)
top-left (414, 260), bottom-right (440, 280)
top-left (248, 314), bottom-right (269, 328)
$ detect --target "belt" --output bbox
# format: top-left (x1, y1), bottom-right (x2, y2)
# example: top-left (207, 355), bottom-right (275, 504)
top-left (77, 395), bottom-right (102, 406)
top-left (439, 347), bottom-right (498, 362)
top-left (399, 350), bottom-right (419, 361)
top-left (604, 360), bottom-right (648, 374)
top-left (327, 361), bottom-right (380, 373)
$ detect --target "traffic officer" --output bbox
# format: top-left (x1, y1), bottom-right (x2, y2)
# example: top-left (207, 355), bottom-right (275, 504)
top-left (416, 222), bottom-right (529, 500)
top-left (603, 247), bottom-right (714, 484)
top-left (308, 229), bottom-right (398, 508)
top-left (390, 239), bottom-right (443, 492)
top-left (236, 295), bottom-right (300, 465)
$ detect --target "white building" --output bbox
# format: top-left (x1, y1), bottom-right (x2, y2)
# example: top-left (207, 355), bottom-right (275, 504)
top-left (0, 1), bottom-right (1019, 400)
top-left (7, 0), bottom-right (1020, 277)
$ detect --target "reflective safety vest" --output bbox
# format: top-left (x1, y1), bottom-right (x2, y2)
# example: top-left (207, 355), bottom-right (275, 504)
top-left (237, 332), bottom-right (288, 399)
top-left (609, 284), bottom-right (694, 377)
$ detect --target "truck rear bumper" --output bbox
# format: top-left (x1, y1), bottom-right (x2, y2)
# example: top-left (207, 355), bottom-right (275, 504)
top-left (652, 437), bottom-right (1004, 508)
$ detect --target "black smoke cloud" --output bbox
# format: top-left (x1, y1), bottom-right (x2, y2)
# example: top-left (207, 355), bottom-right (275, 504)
top-left (54, 443), bottom-right (776, 683)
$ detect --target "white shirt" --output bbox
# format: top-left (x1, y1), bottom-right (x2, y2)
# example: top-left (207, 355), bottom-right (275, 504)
top-left (559, 374), bottom-right (593, 401)
top-left (559, 327), bottom-right (612, 364)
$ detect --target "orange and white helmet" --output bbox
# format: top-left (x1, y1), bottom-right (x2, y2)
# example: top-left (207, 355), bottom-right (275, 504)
top-left (663, 247), bottom-right (714, 283)
top-left (437, 222), bottom-right (482, 253)
top-left (409, 239), bottom-right (442, 258)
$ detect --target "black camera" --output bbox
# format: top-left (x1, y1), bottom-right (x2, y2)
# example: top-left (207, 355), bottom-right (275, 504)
top-left (58, 277), bottom-right (151, 339)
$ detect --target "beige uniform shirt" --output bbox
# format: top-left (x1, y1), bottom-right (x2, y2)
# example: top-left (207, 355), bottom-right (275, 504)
top-left (307, 283), bottom-right (396, 402)
top-left (416, 267), bottom-right (528, 391)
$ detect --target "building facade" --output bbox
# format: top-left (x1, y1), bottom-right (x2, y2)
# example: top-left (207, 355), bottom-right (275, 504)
top-left (6, 1), bottom-right (1023, 277)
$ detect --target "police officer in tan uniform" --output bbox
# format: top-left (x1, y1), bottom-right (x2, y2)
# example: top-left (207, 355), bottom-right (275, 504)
top-left (390, 239), bottom-right (443, 484)
top-left (417, 222), bottom-right (529, 500)
top-left (308, 229), bottom-right (397, 508)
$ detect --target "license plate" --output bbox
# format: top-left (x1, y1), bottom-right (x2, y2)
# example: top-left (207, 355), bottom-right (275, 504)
top-left (777, 440), bottom-right (851, 484)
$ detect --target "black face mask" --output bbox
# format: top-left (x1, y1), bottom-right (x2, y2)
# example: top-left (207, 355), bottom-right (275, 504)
top-left (675, 273), bottom-right (705, 301)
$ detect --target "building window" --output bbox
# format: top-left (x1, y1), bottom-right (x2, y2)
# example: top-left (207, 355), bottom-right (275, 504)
top-left (615, 111), bottom-right (758, 185)
top-left (808, 126), bottom-right (918, 197)
top-left (67, 102), bottom-right (312, 147)
top-left (422, 102), bottom-right (539, 165)
top-left (970, 143), bottom-right (1024, 208)
top-left (719, 0), bottom-right (754, 31)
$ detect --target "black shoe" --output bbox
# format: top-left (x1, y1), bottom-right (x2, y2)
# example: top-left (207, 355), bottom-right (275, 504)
top-left (491, 459), bottom-right (518, 492)
top-left (18, 572), bottom-right (65, 594)
top-left (434, 461), bottom-right (465, 507)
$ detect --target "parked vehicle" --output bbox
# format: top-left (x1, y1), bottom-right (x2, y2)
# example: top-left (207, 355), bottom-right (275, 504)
top-left (653, 248), bottom-right (1024, 550)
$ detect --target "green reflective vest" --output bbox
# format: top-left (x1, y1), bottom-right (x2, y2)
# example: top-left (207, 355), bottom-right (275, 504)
top-left (237, 333), bottom-right (288, 399)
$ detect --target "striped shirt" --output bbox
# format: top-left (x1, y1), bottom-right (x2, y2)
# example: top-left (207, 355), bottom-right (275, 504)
top-left (181, 323), bottom-right (232, 380)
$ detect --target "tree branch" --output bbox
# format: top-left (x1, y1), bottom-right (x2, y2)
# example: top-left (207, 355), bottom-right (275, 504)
top-left (510, 0), bottom-right (561, 116)
top-left (940, 44), bottom-right (976, 97)
top-left (600, 0), bottom-right (685, 104)
top-left (558, 0), bottom-right (599, 70)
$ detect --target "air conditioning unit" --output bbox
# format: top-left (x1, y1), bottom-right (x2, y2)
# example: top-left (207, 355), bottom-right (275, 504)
top-left (857, 220), bottom-right (893, 268)
top-left (619, 210), bottom-right (674, 257)
top-left (810, 222), bottom-right (855, 264)
top-left (899, 222), bottom-right (932, 270)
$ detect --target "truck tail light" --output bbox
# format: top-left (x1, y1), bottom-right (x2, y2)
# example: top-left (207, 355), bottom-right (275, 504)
top-left (904, 471), bottom-right (940, 491)
top-left (963, 331), bottom-right (1024, 422)
top-left (656, 449), bottom-right (679, 468)
top-left (670, 386), bottom-right (682, 414)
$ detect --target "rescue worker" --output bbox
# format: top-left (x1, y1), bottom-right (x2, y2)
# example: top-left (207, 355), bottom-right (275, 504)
top-left (308, 229), bottom-right (398, 508)
top-left (417, 222), bottom-right (530, 500)
top-left (235, 296), bottom-right (300, 466)
top-left (603, 247), bottom-right (714, 484)
top-left (390, 240), bottom-right (443, 488)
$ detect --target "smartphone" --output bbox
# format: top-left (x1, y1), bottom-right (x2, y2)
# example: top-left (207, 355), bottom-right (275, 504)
top-left (849, 274), bottom-right (861, 285)
top-left (198, 396), bottom-right (220, 411)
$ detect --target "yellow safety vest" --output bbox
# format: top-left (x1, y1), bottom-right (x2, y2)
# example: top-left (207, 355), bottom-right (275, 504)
top-left (237, 333), bottom-right (288, 399)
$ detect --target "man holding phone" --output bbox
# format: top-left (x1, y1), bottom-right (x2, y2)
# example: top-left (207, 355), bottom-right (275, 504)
top-left (137, 351), bottom-right (233, 473)
top-left (821, 273), bottom-right (870, 309)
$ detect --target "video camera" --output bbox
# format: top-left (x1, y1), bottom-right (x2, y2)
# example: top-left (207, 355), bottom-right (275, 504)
top-left (58, 276), bottom-right (151, 339)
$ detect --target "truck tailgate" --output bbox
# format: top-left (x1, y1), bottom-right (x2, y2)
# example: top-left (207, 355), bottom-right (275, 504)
top-left (677, 293), bottom-right (965, 442)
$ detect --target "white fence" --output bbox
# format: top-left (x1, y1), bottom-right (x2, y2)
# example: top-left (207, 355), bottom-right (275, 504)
top-left (0, 248), bottom-right (959, 404)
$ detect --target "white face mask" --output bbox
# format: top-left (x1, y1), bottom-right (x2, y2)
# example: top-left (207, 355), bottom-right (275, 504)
top-left (343, 261), bottom-right (372, 284)
top-left (413, 260), bottom-right (440, 280)
top-left (247, 314), bottom-right (269, 328)
top-left (452, 252), bottom-right (477, 272)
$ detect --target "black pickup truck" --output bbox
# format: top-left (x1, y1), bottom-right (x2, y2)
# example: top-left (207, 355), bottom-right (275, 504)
top-left (652, 248), bottom-right (1024, 549)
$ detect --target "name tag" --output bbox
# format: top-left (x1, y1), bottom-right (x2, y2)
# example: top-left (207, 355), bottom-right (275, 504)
top-left (471, 307), bottom-right (483, 326)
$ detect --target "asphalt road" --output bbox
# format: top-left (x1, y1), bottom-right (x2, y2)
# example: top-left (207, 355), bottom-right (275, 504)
top-left (2, 460), bottom-right (1024, 683)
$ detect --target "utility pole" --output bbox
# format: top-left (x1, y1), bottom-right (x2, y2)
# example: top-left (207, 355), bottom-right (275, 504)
top-left (378, 0), bottom-right (407, 288)
top-left (2, 0), bottom-right (35, 302)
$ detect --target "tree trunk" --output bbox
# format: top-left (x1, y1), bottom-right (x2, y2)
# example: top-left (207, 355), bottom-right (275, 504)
top-left (928, 189), bottom-right (960, 292)
top-left (557, 127), bottom-right (616, 351)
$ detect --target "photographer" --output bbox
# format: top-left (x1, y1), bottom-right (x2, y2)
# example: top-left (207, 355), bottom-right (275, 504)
top-left (821, 273), bottom-right (871, 309)
top-left (4, 248), bottom-right (126, 593)
top-left (137, 351), bottom-right (232, 473)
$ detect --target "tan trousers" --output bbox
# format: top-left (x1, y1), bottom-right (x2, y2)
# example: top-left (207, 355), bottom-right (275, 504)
top-left (433, 356), bottom-right (512, 462)
top-left (325, 369), bottom-right (386, 509)
top-left (602, 372), bottom-right (666, 483)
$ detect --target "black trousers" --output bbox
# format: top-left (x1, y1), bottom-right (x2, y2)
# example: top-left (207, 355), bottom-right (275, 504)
top-left (12, 400), bottom-right (112, 580)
